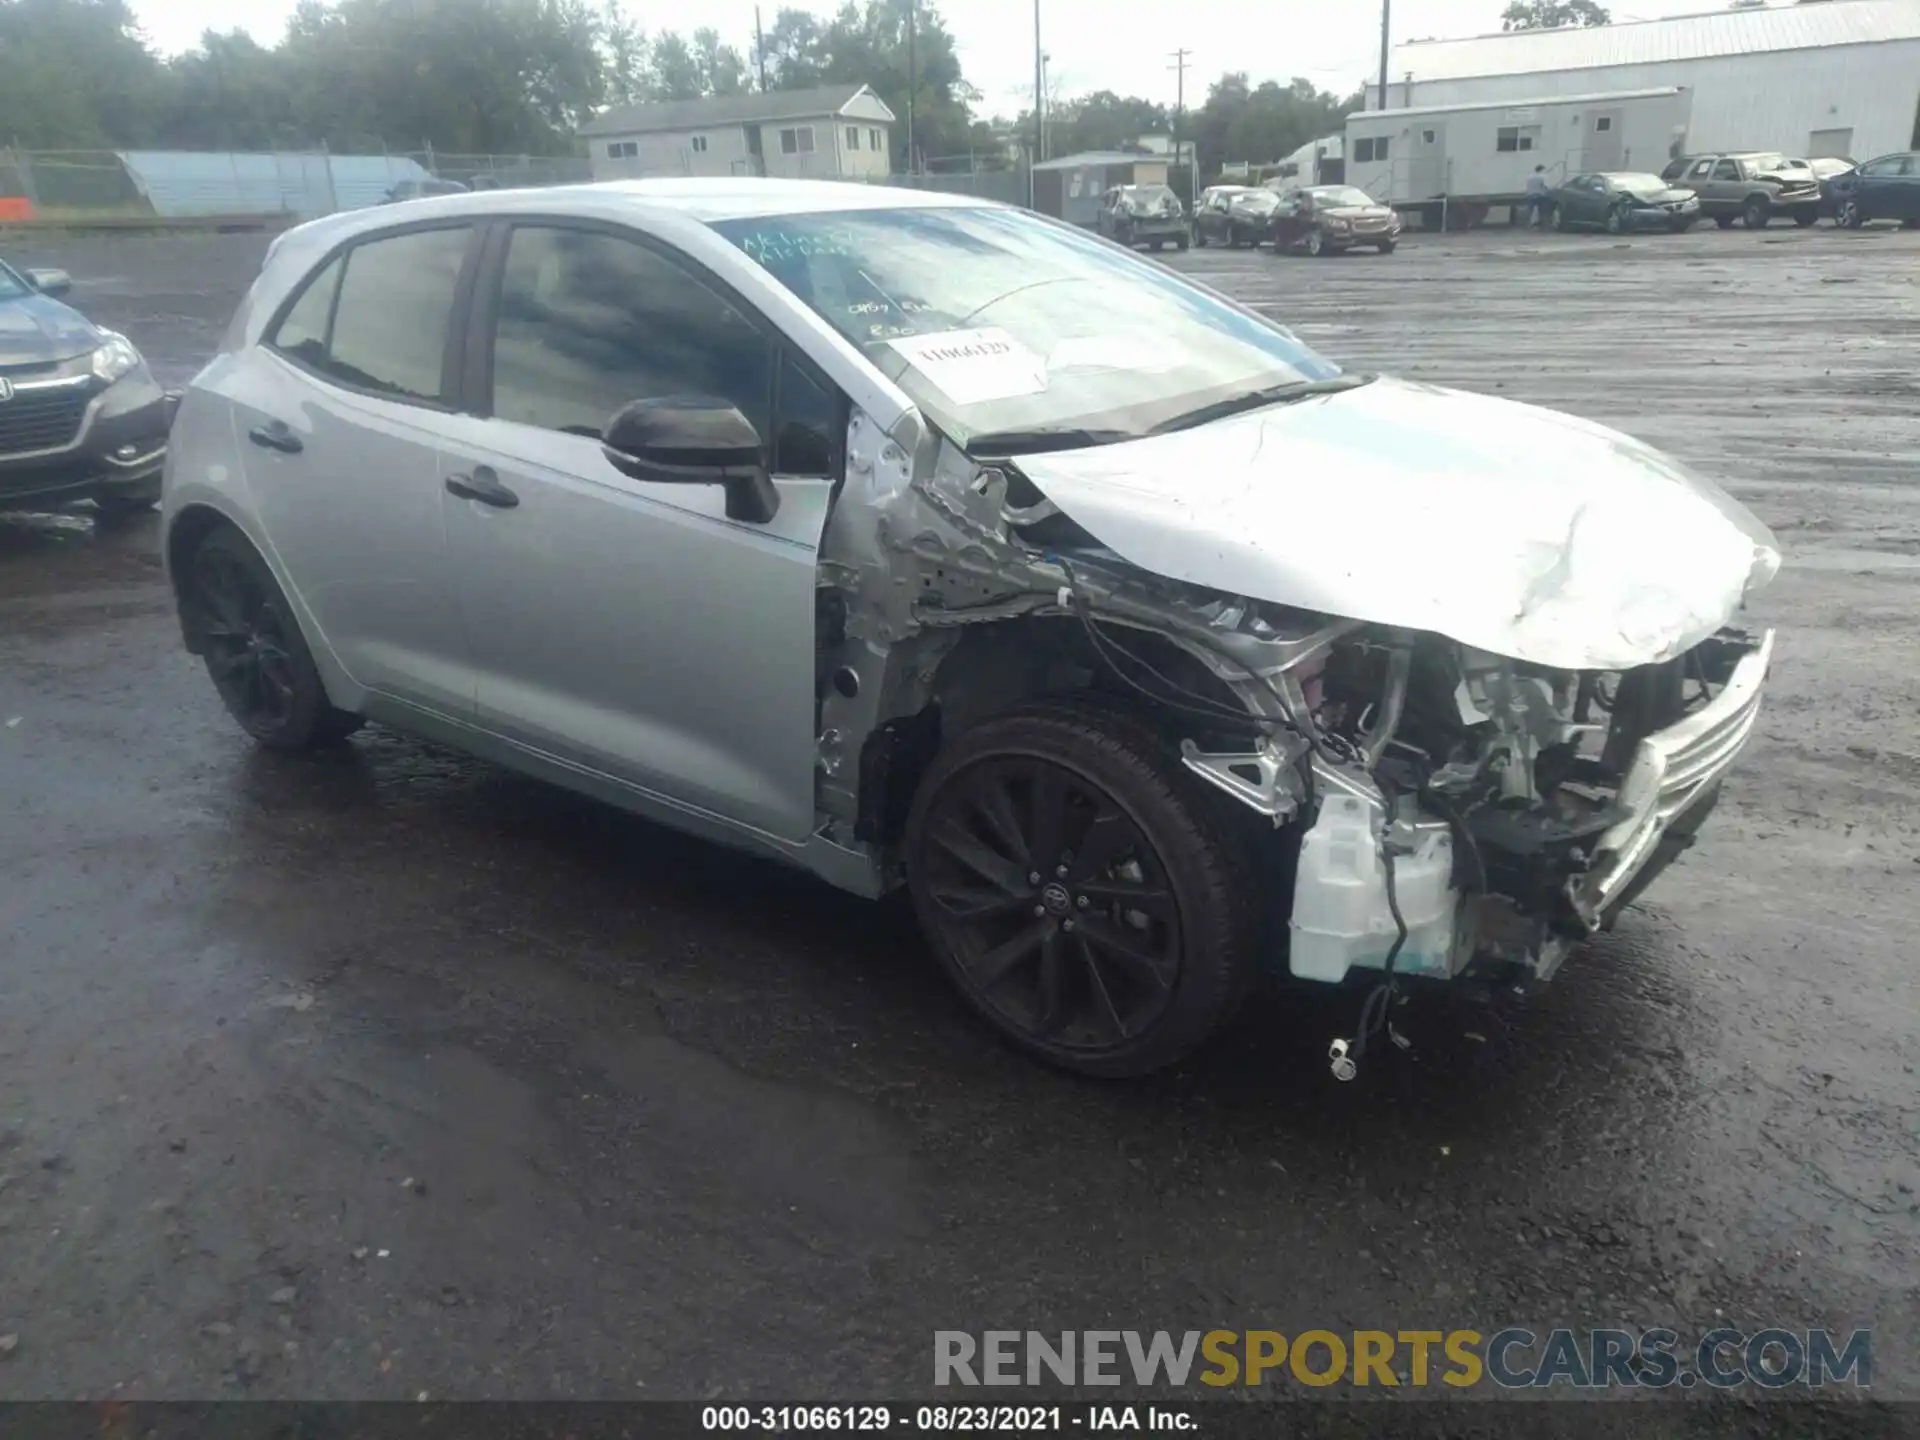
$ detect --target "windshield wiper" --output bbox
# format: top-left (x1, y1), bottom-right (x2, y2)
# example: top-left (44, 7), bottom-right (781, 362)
top-left (1146, 373), bottom-right (1376, 436)
top-left (965, 426), bottom-right (1132, 457)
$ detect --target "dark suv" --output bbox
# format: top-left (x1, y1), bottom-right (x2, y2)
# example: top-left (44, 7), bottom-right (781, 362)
top-left (1661, 153), bottom-right (1822, 229)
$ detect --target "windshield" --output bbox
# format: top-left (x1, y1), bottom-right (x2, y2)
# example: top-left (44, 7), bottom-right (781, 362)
top-left (1808, 158), bottom-right (1853, 178)
top-left (1122, 185), bottom-right (1178, 209)
top-left (711, 206), bottom-right (1339, 450)
top-left (1605, 173), bottom-right (1670, 196)
top-left (1307, 187), bottom-right (1378, 208)
top-left (1233, 191), bottom-right (1281, 213)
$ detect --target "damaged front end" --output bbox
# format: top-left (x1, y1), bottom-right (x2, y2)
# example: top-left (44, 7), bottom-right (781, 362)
top-left (811, 396), bottom-right (1774, 1071)
top-left (1272, 622), bottom-right (1774, 991)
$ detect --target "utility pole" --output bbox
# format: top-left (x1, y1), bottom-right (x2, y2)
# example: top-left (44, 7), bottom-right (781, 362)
top-left (906, 0), bottom-right (918, 174)
top-left (1377, 0), bottom-right (1391, 111)
top-left (1168, 47), bottom-right (1190, 181)
top-left (1031, 0), bottom-right (1042, 206)
top-left (755, 6), bottom-right (769, 92)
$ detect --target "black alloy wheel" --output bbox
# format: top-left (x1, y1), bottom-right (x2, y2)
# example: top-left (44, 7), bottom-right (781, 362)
top-left (905, 704), bottom-right (1254, 1077)
top-left (186, 528), bottom-right (362, 749)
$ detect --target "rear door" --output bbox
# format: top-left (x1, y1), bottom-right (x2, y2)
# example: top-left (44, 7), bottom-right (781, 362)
top-left (434, 219), bottom-right (836, 842)
top-left (219, 222), bottom-right (479, 720)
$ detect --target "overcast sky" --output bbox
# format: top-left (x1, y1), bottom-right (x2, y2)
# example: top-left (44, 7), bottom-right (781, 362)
top-left (130, 0), bottom-right (1738, 118)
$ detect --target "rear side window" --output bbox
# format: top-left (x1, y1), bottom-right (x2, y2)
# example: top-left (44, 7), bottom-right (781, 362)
top-left (268, 226), bottom-right (470, 404)
top-left (268, 256), bottom-right (341, 368)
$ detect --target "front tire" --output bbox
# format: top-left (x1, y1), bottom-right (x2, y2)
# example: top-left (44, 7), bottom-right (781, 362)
top-left (183, 526), bottom-right (364, 751)
top-left (1793, 212), bottom-right (1816, 228)
top-left (1377, 239), bottom-right (1396, 254)
top-left (1743, 197), bottom-right (1770, 229)
top-left (1715, 215), bottom-right (1736, 230)
top-left (1551, 205), bottom-right (1569, 232)
top-left (1193, 227), bottom-right (1208, 248)
top-left (1173, 235), bottom-right (1188, 251)
top-left (904, 703), bottom-right (1256, 1078)
top-left (1605, 205), bottom-right (1626, 235)
top-left (1306, 228), bottom-right (1326, 257)
top-left (1838, 200), bottom-right (1863, 229)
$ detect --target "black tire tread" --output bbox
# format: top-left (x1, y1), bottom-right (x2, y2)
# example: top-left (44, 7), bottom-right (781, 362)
top-left (906, 699), bottom-right (1259, 1078)
top-left (189, 526), bottom-right (365, 752)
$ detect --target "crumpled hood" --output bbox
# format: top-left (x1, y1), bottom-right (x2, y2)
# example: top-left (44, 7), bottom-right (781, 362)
top-left (1013, 377), bottom-right (1781, 671)
top-left (0, 291), bottom-right (99, 366)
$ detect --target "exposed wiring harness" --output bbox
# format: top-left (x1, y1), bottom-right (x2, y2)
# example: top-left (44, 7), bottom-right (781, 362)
top-left (1329, 773), bottom-right (1413, 1082)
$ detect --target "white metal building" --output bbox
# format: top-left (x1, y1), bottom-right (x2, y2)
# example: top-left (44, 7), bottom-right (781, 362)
top-left (1373, 0), bottom-right (1920, 163)
top-left (583, 84), bottom-right (895, 182)
top-left (1347, 88), bottom-right (1691, 204)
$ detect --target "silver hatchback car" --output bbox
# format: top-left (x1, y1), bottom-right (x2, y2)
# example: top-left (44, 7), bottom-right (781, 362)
top-left (164, 180), bottom-right (1779, 1078)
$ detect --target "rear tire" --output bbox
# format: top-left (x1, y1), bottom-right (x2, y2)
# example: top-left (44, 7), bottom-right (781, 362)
top-left (1793, 212), bottom-right (1816, 228)
top-left (1173, 235), bottom-right (1188, 251)
top-left (183, 526), bottom-right (364, 751)
top-left (1307, 228), bottom-right (1326, 257)
top-left (1551, 205), bottom-right (1569, 232)
top-left (1715, 215), bottom-right (1736, 230)
top-left (904, 702), bottom-right (1257, 1078)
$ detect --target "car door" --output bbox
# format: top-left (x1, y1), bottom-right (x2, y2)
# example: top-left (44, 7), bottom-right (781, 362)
top-left (1883, 154), bottom-right (1920, 220)
top-left (1708, 158), bottom-right (1742, 214)
top-left (433, 220), bottom-right (837, 843)
top-left (1688, 158), bottom-right (1722, 214)
top-left (1270, 190), bottom-right (1300, 248)
top-left (218, 222), bottom-right (479, 720)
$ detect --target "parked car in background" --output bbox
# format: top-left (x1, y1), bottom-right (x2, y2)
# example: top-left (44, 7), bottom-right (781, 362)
top-left (160, 179), bottom-right (1777, 1077)
top-left (1550, 172), bottom-right (1700, 233)
top-left (1807, 156), bottom-right (1858, 220)
top-left (1223, 188), bottom-right (1282, 247)
top-left (1097, 184), bottom-right (1188, 251)
top-left (1190, 185), bottom-right (1250, 247)
top-left (1661, 153), bottom-right (1821, 229)
top-left (1827, 152), bottom-right (1920, 229)
top-left (381, 177), bottom-right (470, 204)
top-left (0, 255), bottom-right (173, 520)
top-left (1195, 187), bottom-right (1283, 248)
top-left (1268, 185), bottom-right (1401, 256)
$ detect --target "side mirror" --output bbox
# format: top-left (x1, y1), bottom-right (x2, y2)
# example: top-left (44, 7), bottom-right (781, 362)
top-left (602, 395), bottom-right (779, 524)
top-left (26, 267), bottom-right (71, 298)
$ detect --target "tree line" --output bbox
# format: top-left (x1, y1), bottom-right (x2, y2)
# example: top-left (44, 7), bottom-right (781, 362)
top-left (0, 0), bottom-right (1357, 175)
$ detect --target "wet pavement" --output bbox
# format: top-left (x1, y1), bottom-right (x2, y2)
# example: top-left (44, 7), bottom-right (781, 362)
top-left (0, 225), bottom-right (1915, 1415)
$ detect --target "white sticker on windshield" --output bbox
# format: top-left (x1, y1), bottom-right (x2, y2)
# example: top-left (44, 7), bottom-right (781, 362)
top-left (888, 327), bottom-right (1048, 406)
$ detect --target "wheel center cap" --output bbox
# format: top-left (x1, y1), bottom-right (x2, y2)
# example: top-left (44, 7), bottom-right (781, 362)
top-left (1041, 882), bottom-right (1072, 916)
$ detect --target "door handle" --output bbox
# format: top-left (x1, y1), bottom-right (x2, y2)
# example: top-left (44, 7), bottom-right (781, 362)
top-left (247, 420), bottom-right (303, 454)
top-left (445, 465), bottom-right (518, 509)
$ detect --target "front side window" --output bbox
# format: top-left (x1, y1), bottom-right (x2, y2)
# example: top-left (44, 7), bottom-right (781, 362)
top-left (713, 205), bottom-right (1339, 452)
top-left (488, 225), bottom-right (771, 443)
top-left (272, 227), bottom-right (468, 404)
top-left (1861, 155), bottom-right (1911, 177)
top-left (1713, 160), bottom-right (1740, 180)
top-left (1690, 159), bottom-right (1715, 179)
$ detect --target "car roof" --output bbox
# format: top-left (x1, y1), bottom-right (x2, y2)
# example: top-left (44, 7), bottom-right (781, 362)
top-left (366, 177), bottom-right (992, 225)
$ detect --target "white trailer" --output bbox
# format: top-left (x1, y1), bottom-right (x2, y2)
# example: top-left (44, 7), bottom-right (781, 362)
top-left (1345, 87), bottom-right (1693, 220)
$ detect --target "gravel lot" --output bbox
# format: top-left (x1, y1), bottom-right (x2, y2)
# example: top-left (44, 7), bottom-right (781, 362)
top-left (0, 221), bottom-right (1915, 1422)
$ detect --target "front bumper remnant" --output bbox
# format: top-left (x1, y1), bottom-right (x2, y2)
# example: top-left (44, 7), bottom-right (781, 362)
top-left (1570, 628), bottom-right (1775, 930)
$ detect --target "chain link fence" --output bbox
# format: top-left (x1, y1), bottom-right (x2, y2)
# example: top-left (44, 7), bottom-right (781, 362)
top-left (0, 147), bottom-right (592, 225)
top-left (0, 144), bottom-right (1027, 225)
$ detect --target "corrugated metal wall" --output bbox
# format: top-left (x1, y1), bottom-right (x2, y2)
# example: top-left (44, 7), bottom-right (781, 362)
top-left (119, 152), bottom-right (432, 218)
top-left (1389, 42), bottom-right (1920, 161)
